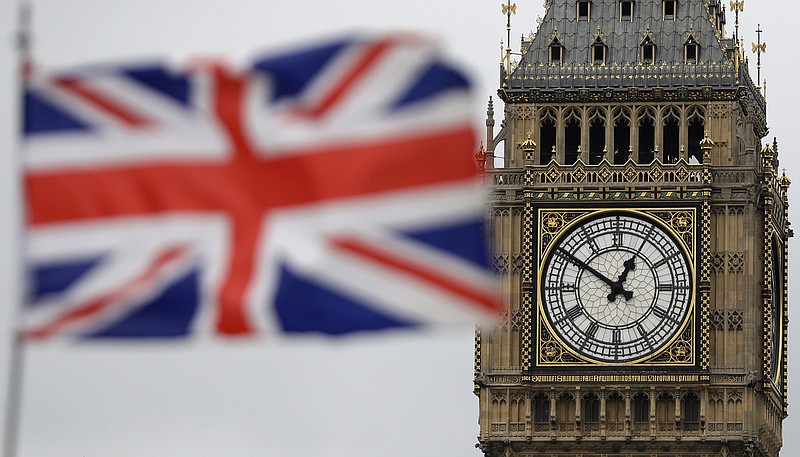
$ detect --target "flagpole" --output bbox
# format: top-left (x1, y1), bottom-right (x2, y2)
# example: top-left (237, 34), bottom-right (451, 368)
top-left (2, 3), bottom-right (32, 457)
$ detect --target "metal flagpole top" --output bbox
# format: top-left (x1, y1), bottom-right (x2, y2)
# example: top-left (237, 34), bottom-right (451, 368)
top-left (3, 2), bottom-right (33, 457)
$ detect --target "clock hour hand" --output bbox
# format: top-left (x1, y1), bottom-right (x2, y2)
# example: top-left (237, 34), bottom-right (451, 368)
top-left (611, 257), bottom-right (636, 302)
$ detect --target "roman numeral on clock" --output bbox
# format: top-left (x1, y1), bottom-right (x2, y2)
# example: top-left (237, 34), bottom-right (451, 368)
top-left (566, 305), bottom-right (583, 320)
top-left (653, 251), bottom-right (680, 269)
top-left (586, 322), bottom-right (599, 338)
top-left (636, 324), bottom-right (654, 350)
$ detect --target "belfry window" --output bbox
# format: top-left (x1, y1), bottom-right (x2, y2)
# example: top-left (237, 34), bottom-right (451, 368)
top-left (564, 118), bottom-right (581, 165)
top-left (620, 1), bottom-right (634, 21)
top-left (663, 0), bottom-right (676, 19)
top-left (638, 116), bottom-right (656, 163)
top-left (577, 1), bottom-right (590, 20)
top-left (589, 117), bottom-right (606, 164)
top-left (540, 117), bottom-right (556, 164)
top-left (687, 114), bottom-right (705, 162)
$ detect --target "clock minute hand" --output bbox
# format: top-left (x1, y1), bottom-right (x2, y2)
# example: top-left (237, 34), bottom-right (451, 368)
top-left (556, 248), bottom-right (617, 289)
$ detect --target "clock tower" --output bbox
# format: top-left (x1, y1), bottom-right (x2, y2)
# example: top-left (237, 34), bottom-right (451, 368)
top-left (475, 1), bottom-right (790, 456)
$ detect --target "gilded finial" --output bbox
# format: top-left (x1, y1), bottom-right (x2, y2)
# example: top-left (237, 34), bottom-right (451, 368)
top-left (522, 132), bottom-right (536, 151)
top-left (522, 132), bottom-right (536, 164)
top-left (779, 169), bottom-right (792, 188)
top-left (699, 131), bottom-right (715, 148)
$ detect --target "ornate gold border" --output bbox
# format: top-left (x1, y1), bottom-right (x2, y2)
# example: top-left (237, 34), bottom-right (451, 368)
top-left (530, 206), bottom-right (699, 368)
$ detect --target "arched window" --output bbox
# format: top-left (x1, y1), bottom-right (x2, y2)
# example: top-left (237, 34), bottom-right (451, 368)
top-left (564, 109), bottom-right (582, 165)
top-left (637, 107), bottom-right (656, 163)
top-left (606, 393), bottom-right (625, 434)
top-left (556, 392), bottom-right (576, 431)
top-left (539, 109), bottom-right (557, 164)
top-left (655, 392), bottom-right (676, 432)
top-left (632, 392), bottom-right (650, 435)
top-left (613, 115), bottom-right (631, 164)
top-left (687, 107), bottom-right (705, 163)
top-left (682, 392), bottom-right (701, 431)
top-left (588, 108), bottom-right (606, 164)
top-left (582, 392), bottom-right (600, 435)
top-left (662, 107), bottom-right (680, 163)
top-left (708, 394), bottom-right (724, 434)
top-left (532, 392), bottom-right (550, 431)
top-left (583, 393), bottom-right (600, 423)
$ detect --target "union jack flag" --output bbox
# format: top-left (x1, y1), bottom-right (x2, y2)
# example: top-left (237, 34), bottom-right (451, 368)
top-left (22, 34), bottom-right (499, 339)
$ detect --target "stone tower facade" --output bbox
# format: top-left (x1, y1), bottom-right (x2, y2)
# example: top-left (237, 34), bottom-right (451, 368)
top-left (475, 1), bottom-right (790, 456)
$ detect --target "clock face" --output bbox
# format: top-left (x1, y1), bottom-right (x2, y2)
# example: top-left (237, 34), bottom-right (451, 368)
top-left (540, 212), bottom-right (693, 363)
top-left (770, 238), bottom-right (783, 382)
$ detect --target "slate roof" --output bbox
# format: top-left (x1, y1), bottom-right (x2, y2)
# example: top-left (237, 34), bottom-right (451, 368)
top-left (506, 0), bottom-right (744, 90)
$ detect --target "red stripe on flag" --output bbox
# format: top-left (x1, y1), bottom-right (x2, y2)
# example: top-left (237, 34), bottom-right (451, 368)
top-left (25, 127), bottom-right (478, 225)
top-left (55, 77), bottom-right (153, 128)
top-left (330, 237), bottom-right (500, 314)
top-left (24, 246), bottom-right (189, 339)
top-left (297, 38), bottom-right (394, 119)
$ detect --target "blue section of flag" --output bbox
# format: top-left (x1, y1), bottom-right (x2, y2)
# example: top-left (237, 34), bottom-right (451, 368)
top-left (84, 268), bottom-right (200, 338)
top-left (274, 263), bottom-right (418, 334)
top-left (30, 256), bottom-right (104, 303)
top-left (401, 218), bottom-right (490, 269)
top-left (391, 62), bottom-right (470, 110)
top-left (24, 91), bottom-right (91, 134)
top-left (252, 38), bottom-right (353, 102)
top-left (123, 67), bottom-right (191, 107)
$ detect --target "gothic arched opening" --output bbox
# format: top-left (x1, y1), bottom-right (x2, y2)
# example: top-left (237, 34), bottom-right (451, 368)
top-left (565, 119), bottom-right (581, 165)
top-left (662, 115), bottom-right (680, 163)
top-left (614, 118), bottom-right (631, 164)
top-left (540, 118), bottom-right (556, 164)
top-left (687, 115), bottom-right (704, 163)
top-left (589, 118), bottom-right (606, 164)
top-left (638, 117), bottom-right (655, 163)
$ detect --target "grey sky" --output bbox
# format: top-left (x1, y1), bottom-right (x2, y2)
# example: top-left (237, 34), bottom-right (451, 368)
top-left (0, 1), bottom-right (797, 456)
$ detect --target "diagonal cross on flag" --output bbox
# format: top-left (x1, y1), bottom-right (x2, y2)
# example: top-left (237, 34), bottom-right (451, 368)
top-left (23, 34), bottom-right (499, 339)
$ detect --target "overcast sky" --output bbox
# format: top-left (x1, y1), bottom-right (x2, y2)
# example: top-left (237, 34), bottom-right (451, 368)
top-left (0, 1), bottom-right (797, 456)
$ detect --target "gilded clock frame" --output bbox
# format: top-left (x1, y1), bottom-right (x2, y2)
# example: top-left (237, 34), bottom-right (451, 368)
top-left (528, 204), bottom-right (701, 369)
